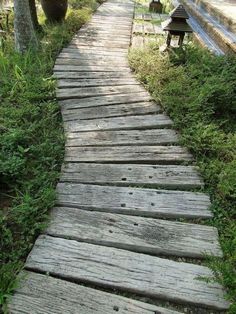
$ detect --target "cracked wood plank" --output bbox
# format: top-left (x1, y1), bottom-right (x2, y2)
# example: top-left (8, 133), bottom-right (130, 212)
top-left (9, 272), bottom-right (181, 314)
top-left (25, 236), bottom-right (229, 310)
top-left (64, 145), bottom-right (192, 164)
top-left (65, 129), bottom-right (178, 146)
top-left (63, 114), bottom-right (173, 132)
top-left (62, 102), bottom-right (161, 120)
top-left (56, 183), bottom-right (212, 219)
top-left (47, 207), bottom-right (222, 258)
top-left (60, 163), bottom-right (204, 189)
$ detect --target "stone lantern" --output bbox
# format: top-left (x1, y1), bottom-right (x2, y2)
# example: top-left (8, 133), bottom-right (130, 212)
top-left (149, 0), bottom-right (163, 14)
top-left (161, 4), bottom-right (192, 47)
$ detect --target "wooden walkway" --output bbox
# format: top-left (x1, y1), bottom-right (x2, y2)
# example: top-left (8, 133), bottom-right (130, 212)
top-left (8, 0), bottom-right (230, 313)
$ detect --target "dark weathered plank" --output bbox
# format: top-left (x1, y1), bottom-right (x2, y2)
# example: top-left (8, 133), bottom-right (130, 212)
top-left (57, 85), bottom-right (146, 99)
top-left (59, 93), bottom-right (152, 108)
top-left (64, 145), bottom-right (192, 164)
top-left (47, 207), bottom-right (222, 258)
top-left (25, 236), bottom-right (229, 310)
top-left (64, 114), bottom-right (173, 132)
top-left (54, 71), bottom-right (134, 80)
top-left (9, 272), bottom-right (180, 314)
top-left (56, 183), bottom-right (212, 219)
top-left (57, 78), bottom-right (138, 89)
top-left (62, 102), bottom-right (161, 120)
top-left (61, 163), bottom-right (204, 189)
top-left (65, 129), bottom-right (178, 146)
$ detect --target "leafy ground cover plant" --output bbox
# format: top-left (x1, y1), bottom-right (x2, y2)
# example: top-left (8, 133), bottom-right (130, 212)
top-left (129, 45), bottom-right (236, 313)
top-left (0, 3), bottom-right (97, 309)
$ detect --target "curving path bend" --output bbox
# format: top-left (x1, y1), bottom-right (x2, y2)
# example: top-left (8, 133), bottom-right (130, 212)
top-left (8, 0), bottom-right (230, 313)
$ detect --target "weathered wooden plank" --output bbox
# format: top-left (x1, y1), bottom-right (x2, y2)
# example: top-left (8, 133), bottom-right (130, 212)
top-left (64, 114), bottom-right (173, 132)
top-left (68, 44), bottom-right (128, 52)
top-left (64, 145), bottom-right (192, 164)
top-left (25, 236), bottom-right (229, 310)
top-left (65, 129), bottom-right (177, 146)
top-left (61, 47), bottom-right (128, 56)
top-left (54, 64), bottom-right (131, 73)
top-left (47, 207), bottom-right (222, 258)
top-left (57, 78), bottom-right (138, 89)
top-left (62, 102), bottom-right (161, 120)
top-left (59, 93), bottom-right (151, 109)
top-left (56, 183), bottom-right (212, 219)
top-left (9, 272), bottom-right (181, 314)
top-left (58, 52), bottom-right (127, 61)
top-left (61, 163), bottom-right (204, 189)
top-left (57, 85), bottom-right (148, 100)
top-left (54, 71), bottom-right (133, 80)
top-left (55, 58), bottom-right (129, 67)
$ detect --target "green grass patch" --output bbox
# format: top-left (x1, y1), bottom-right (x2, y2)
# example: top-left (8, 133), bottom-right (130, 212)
top-left (0, 4), bottom-right (96, 309)
top-left (129, 45), bottom-right (236, 312)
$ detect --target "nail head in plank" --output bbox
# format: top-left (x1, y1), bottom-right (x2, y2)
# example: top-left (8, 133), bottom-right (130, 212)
top-left (47, 207), bottom-right (222, 258)
top-left (61, 163), bottom-right (204, 189)
top-left (56, 183), bottom-right (212, 219)
top-left (9, 271), bottom-right (181, 314)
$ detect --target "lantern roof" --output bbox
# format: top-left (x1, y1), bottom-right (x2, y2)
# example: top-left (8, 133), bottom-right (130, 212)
top-left (162, 18), bottom-right (193, 33)
top-left (170, 4), bottom-right (189, 19)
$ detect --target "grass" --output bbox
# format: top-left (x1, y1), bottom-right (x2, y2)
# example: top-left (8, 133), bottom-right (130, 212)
top-left (129, 44), bottom-right (236, 313)
top-left (0, 3), bottom-right (97, 310)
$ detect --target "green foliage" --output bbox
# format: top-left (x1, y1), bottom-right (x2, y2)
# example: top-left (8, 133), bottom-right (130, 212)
top-left (0, 3), bottom-right (95, 307)
top-left (129, 45), bottom-right (236, 312)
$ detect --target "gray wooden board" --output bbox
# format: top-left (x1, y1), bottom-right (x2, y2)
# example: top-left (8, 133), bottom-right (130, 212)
top-left (65, 129), bottom-right (178, 146)
top-left (54, 71), bottom-right (134, 80)
top-left (61, 163), bottom-right (204, 189)
top-left (57, 52), bottom-right (127, 61)
top-left (25, 235), bottom-right (229, 310)
top-left (67, 44), bottom-right (128, 52)
top-left (47, 207), bottom-right (222, 258)
top-left (61, 47), bottom-right (128, 56)
top-left (62, 102), bottom-right (161, 120)
top-left (55, 58), bottom-right (129, 67)
top-left (59, 94), bottom-right (152, 109)
top-left (57, 78), bottom-right (138, 89)
top-left (54, 64), bottom-right (131, 73)
top-left (56, 182), bottom-right (212, 219)
top-left (64, 145), bottom-right (192, 164)
top-left (8, 272), bottom-right (182, 314)
top-left (57, 85), bottom-right (148, 100)
top-left (63, 114), bottom-right (173, 132)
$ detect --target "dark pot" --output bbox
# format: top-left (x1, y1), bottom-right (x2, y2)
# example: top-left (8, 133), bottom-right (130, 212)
top-left (41, 0), bottom-right (68, 22)
top-left (149, 0), bottom-right (163, 13)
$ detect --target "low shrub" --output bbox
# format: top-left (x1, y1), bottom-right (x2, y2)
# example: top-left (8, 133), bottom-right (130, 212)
top-left (129, 45), bottom-right (236, 312)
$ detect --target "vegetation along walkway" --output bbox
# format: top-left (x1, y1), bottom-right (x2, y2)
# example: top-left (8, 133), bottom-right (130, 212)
top-left (8, 0), bottom-right (231, 313)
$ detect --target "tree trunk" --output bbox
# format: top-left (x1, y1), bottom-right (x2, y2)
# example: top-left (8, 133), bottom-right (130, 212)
top-left (29, 0), bottom-right (41, 31)
top-left (14, 0), bottom-right (38, 52)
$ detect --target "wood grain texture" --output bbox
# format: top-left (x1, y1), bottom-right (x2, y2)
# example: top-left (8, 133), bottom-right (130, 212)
top-left (61, 163), bottom-right (204, 189)
top-left (9, 272), bottom-right (181, 314)
top-left (58, 78), bottom-right (139, 89)
top-left (54, 64), bottom-right (132, 73)
top-left (64, 145), bottom-right (192, 164)
top-left (59, 93), bottom-right (152, 109)
top-left (64, 114), bottom-right (173, 132)
top-left (65, 129), bottom-right (178, 146)
top-left (56, 183), bottom-right (212, 219)
top-left (47, 207), bottom-right (222, 258)
top-left (25, 236), bottom-right (229, 310)
top-left (55, 58), bottom-right (129, 67)
top-left (57, 85), bottom-right (147, 100)
top-left (62, 102), bottom-right (161, 120)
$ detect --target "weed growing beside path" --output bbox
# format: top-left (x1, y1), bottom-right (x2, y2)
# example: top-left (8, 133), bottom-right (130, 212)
top-left (129, 46), bottom-right (236, 313)
top-left (0, 5), bottom-right (95, 308)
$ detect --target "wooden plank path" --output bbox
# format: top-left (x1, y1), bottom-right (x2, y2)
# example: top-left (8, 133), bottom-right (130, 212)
top-left (8, 0), bottom-right (230, 313)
